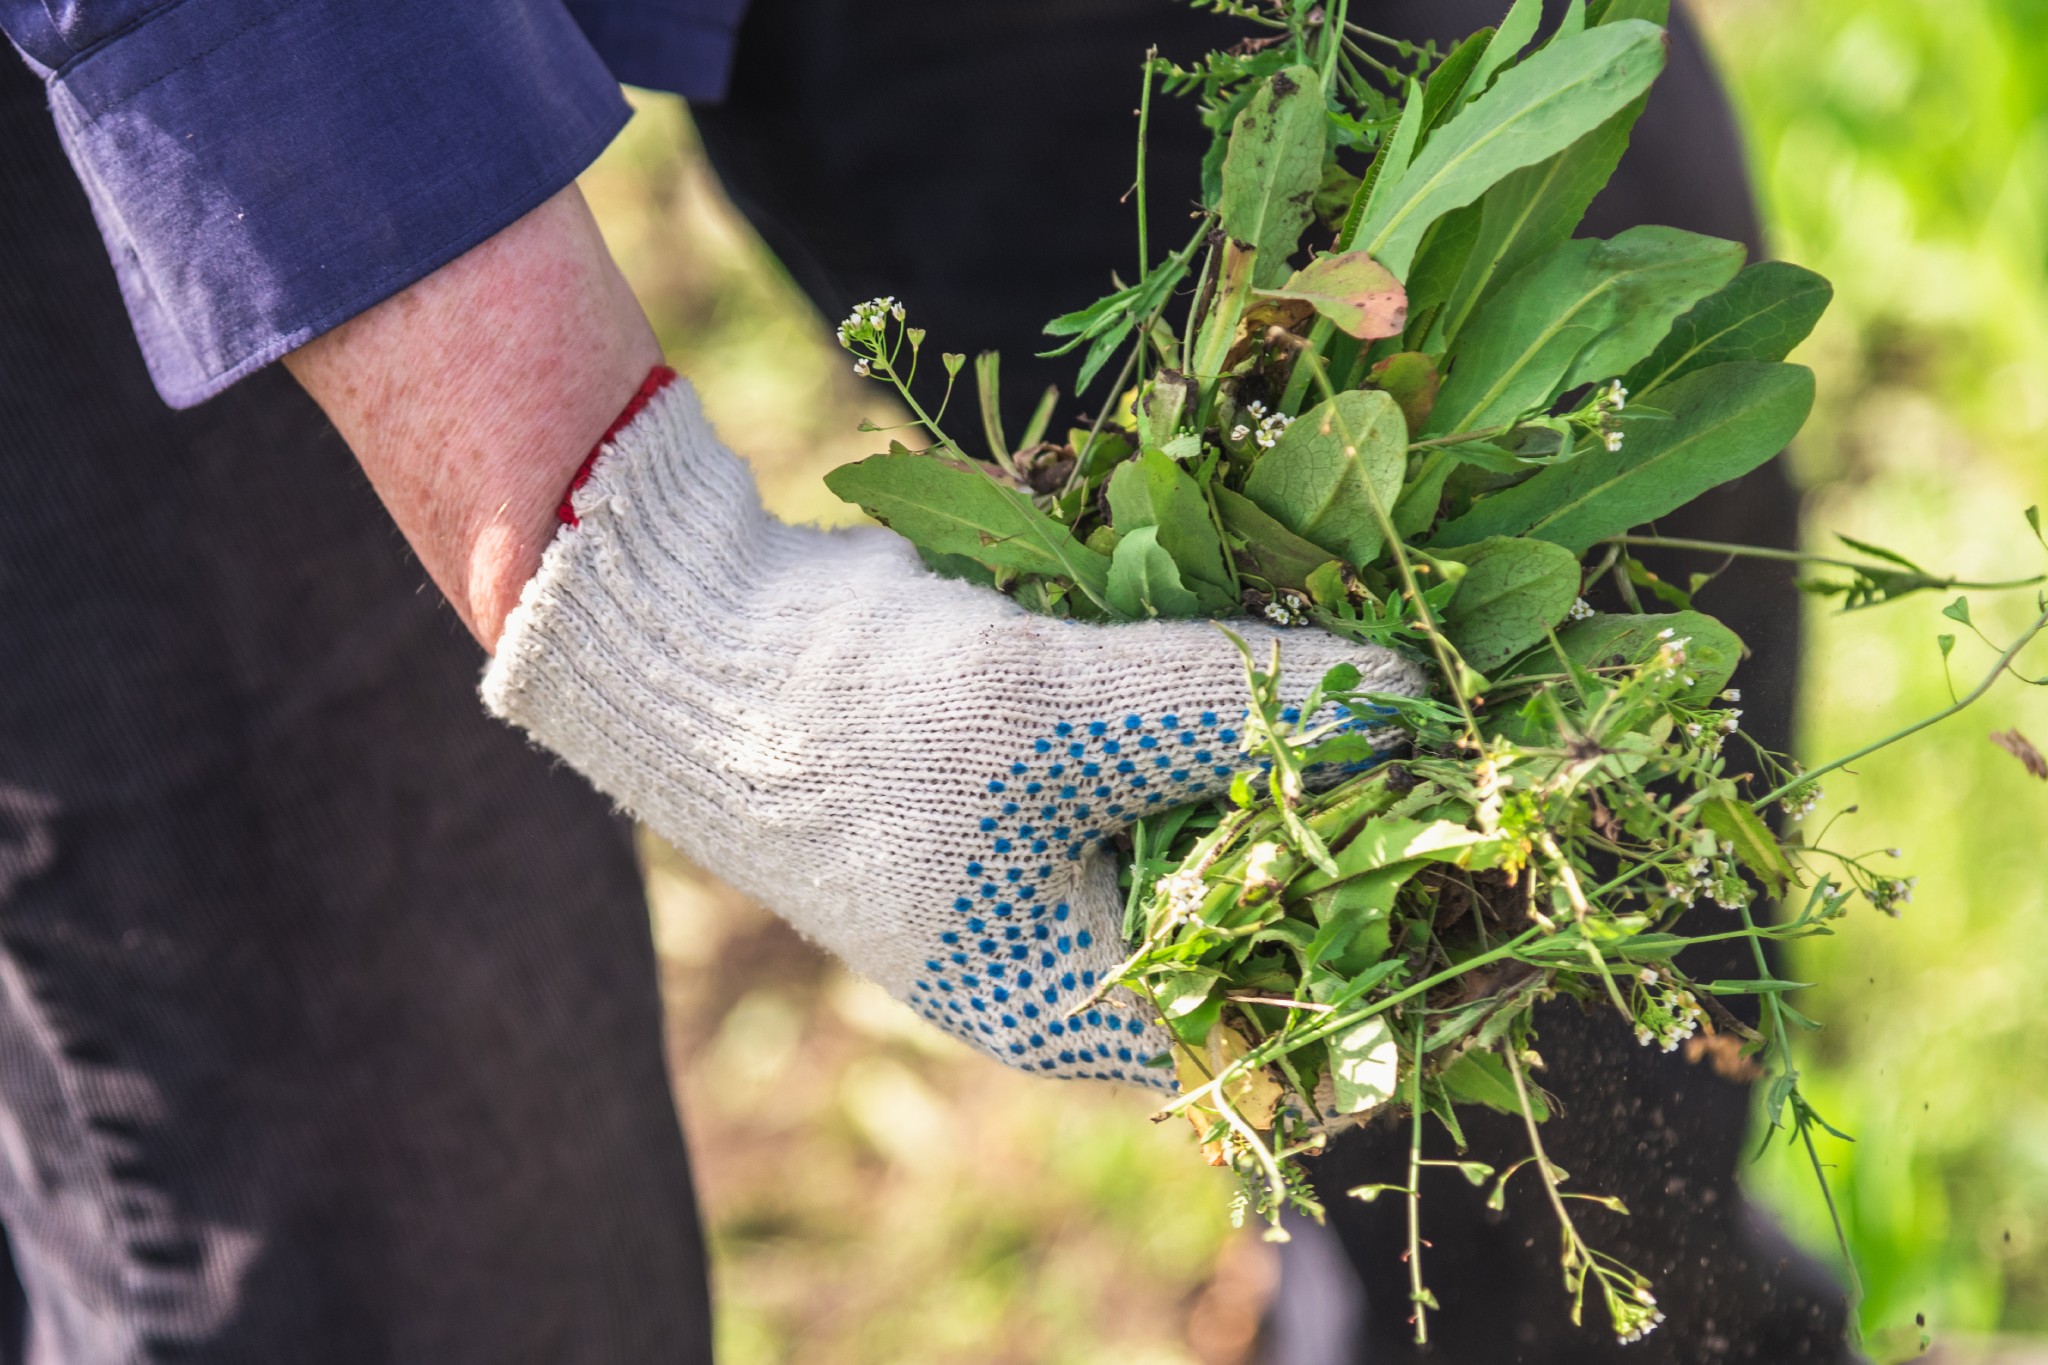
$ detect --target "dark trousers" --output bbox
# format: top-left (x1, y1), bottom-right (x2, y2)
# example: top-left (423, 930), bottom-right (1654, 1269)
top-left (698, 2), bottom-right (1847, 1361)
top-left (0, 56), bottom-right (713, 1364)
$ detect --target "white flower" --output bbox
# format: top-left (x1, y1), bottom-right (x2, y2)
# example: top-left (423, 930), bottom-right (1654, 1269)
top-left (853, 358), bottom-right (871, 377)
top-left (1568, 597), bottom-right (1597, 622)
top-left (1156, 869), bottom-right (1207, 925)
top-left (1262, 594), bottom-right (1308, 627)
top-left (1721, 689), bottom-right (1741, 703)
top-left (1606, 379), bottom-right (1628, 411)
top-left (1604, 429), bottom-right (1625, 453)
top-left (1230, 424), bottom-right (1251, 443)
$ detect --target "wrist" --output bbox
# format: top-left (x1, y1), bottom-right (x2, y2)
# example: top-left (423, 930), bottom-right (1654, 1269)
top-left (284, 184), bottom-right (663, 650)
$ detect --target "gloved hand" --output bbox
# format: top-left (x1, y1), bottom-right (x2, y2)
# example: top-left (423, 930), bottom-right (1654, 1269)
top-left (483, 369), bottom-right (1427, 1084)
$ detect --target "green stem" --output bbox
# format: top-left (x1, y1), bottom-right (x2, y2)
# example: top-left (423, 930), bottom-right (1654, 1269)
top-left (1737, 898), bottom-right (1863, 1307)
top-left (1161, 929), bottom-right (1539, 1119)
top-left (1406, 1012), bottom-right (1430, 1345)
top-left (1137, 50), bottom-right (1155, 283)
top-left (1605, 534), bottom-right (2045, 593)
top-left (1754, 604), bottom-right (2048, 808)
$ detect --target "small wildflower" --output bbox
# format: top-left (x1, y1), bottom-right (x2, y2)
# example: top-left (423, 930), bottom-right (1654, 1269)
top-left (1261, 591), bottom-right (1310, 627)
top-left (1230, 423), bottom-right (1252, 443)
top-left (1721, 689), bottom-right (1741, 703)
top-left (852, 358), bottom-right (871, 377)
top-left (1156, 869), bottom-right (1206, 925)
top-left (1606, 379), bottom-right (1629, 411)
top-left (1604, 428), bottom-right (1625, 452)
top-left (1568, 597), bottom-right (1597, 622)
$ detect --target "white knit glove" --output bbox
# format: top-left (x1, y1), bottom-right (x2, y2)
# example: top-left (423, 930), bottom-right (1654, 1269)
top-left (483, 376), bottom-right (1426, 1085)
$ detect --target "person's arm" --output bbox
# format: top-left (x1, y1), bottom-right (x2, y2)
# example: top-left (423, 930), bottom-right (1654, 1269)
top-left (282, 185), bottom-right (659, 647)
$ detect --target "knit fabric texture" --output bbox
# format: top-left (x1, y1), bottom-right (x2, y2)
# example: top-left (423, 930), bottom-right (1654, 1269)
top-left (483, 380), bottom-right (1427, 1084)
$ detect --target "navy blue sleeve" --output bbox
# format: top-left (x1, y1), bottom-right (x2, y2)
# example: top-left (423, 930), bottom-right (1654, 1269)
top-left (3, 1), bottom-right (747, 408)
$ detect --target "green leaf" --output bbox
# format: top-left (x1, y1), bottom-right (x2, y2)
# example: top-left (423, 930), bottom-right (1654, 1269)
top-left (1328, 1014), bottom-right (1401, 1115)
top-left (1107, 526), bottom-right (1204, 620)
top-left (1219, 65), bottom-right (1327, 288)
top-left (1623, 261), bottom-right (1833, 397)
top-left (1434, 99), bottom-right (1646, 353)
top-left (1439, 1050), bottom-right (1548, 1120)
top-left (1700, 795), bottom-right (1796, 897)
top-left (1431, 361), bottom-right (1815, 553)
top-left (1464, 0), bottom-right (1544, 97)
top-left (1427, 227), bottom-right (1745, 437)
top-left (1241, 390), bottom-right (1408, 567)
top-left (1214, 487), bottom-right (1331, 592)
top-left (1107, 449), bottom-right (1235, 607)
top-left (1436, 536), bottom-right (1583, 671)
top-left (1942, 595), bottom-right (1973, 626)
top-left (1420, 28), bottom-right (1494, 129)
top-left (1154, 969), bottom-right (1221, 1018)
top-left (1292, 819), bottom-right (1502, 896)
top-left (1590, 0), bottom-right (1670, 24)
top-left (825, 451), bottom-right (1113, 608)
top-left (1302, 868), bottom-right (1404, 972)
top-left (1259, 250), bottom-right (1409, 339)
top-left (1349, 22), bottom-right (1668, 277)
top-left (1520, 609), bottom-right (1745, 701)
top-left (1702, 978), bottom-right (1813, 995)
top-left (973, 351), bottom-right (1008, 462)
top-left (1347, 79), bottom-right (1428, 253)
top-left (1366, 351), bottom-right (1440, 435)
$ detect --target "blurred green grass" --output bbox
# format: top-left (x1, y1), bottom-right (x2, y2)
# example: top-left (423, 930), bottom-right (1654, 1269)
top-left (579, 4), bottom-right (2048, 1359)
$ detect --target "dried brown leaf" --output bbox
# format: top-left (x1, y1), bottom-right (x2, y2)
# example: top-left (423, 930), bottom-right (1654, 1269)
top-left (1991, 728), bottom-right (2048, 780)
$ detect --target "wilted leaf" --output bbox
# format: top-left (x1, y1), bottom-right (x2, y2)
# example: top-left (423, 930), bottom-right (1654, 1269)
top-left (1436, 536), bottom-right (1583, 671)
top-left (1241, 390), bottom-right (1408, 567)
top-left (1260, 250), bottom-right (1409, 339)
top-left (1992, 728), bottom-right (2048, 780)
top-left (1176, 1023), bottom-right (1285, 1129)
top-left (1367, 351), bottom-right (1440, 434)
top-left (1431, 361), bottom-right (1815, 553)
top-left (825, 450), bottom-right (1113, 607)
top-left (1219, 66), bottom-right (1326, 288)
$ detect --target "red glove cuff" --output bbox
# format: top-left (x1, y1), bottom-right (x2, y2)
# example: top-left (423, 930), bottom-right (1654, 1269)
top-left (556, 365), bottom-right (680, 527)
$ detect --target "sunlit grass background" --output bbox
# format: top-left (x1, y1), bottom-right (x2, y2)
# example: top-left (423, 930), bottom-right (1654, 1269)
top-left (577, 2), bottom-right (2048, 1359)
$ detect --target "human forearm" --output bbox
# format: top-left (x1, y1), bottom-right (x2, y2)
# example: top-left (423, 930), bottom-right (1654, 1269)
top-left (283, 184), bottom-right (661, 648)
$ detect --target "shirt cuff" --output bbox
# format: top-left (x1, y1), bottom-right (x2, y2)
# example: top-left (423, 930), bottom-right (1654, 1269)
top-left (42, 0), bottom-right (632, 408)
